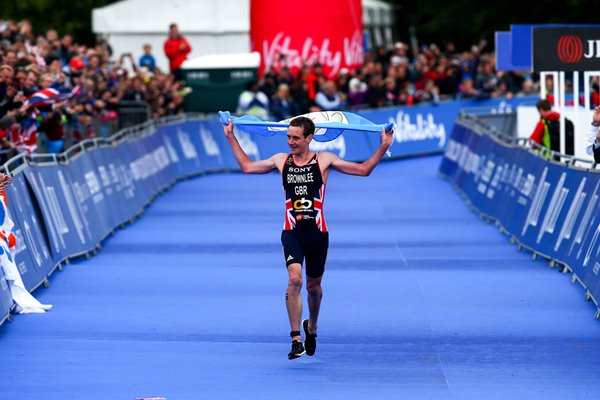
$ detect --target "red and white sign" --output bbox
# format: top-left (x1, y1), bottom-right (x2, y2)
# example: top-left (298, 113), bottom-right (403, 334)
top-left (557, 35), bottom-right (583, 63)
top-left (250, 0), bottom-right (363, 78)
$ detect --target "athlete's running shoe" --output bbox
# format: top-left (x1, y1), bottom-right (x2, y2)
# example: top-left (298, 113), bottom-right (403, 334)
top-left (302, 319), bottom-right (317, 356)
top-left (288, 340), bottom-right (305, 359)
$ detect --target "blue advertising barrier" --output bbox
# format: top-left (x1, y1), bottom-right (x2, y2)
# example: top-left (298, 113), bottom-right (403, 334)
top-left (189, 119), bottom-right (226, 173)
top-left (86, 147), bottom-right (134, 233)
top-left (5, 173), bottom-right (53, 290)
top-left (440, 116), bottom-right (600, 317)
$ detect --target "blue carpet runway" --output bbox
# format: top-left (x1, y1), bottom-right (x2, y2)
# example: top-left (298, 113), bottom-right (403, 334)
top-left (0, 155), bottom-right (599, 399)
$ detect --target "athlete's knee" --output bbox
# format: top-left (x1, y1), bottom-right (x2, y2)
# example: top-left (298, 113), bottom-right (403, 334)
top-left (287, 268), bottom-right (303, 290)
top-left (288, 275), bottom-right (303, 290)
top-left (306, 278), bottom-right (322, 295)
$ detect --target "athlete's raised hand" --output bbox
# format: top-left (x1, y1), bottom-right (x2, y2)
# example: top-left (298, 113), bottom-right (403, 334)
top-left (222, 119), bottom-right (235, 139)
top-left (381, 126), bottom-right (394, 149)
top-left (0, 173), bottom-right (12, 192)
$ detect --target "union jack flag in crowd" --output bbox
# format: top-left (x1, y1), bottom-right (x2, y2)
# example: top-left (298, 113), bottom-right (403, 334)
top-left (23, 86), bottom-right (81, 110)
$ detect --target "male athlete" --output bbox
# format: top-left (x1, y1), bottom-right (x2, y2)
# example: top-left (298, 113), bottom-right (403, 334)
top-left (222, 116), bottom-right (393, 359)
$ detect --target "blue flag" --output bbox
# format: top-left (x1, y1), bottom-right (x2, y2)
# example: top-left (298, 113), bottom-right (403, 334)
top-left (219, 111), bottom-right (394, 142)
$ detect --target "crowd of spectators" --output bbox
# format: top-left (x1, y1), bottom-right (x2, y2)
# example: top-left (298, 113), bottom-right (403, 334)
top-left (238, 40), bottom-right (546, 120)
top-left (2, 18), bottom-right (562, 161)
top-left (0, 19), bottom-right (187, 162)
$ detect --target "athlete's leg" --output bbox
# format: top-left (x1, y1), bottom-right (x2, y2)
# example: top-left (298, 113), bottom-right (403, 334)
top-left (302, 229), bottom-right (327, 356)
top-left (286, 262), bottom-right (303, 342)
top-left (304, 229), bottom-right (328, 335)
top-left (305, 274), bottom-right (323, 334)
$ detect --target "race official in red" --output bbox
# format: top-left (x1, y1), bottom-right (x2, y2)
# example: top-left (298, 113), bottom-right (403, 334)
top-left (164, 23), bottom-right (191, 79)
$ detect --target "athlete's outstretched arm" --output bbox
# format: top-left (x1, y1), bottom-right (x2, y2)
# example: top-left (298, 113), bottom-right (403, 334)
top-left (222, 119), bottom-right (280, 174)
top-left (328, 127), bottom-right (393, 176)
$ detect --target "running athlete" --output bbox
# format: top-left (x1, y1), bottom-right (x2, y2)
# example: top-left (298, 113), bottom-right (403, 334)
top-left (222, 116), bottom-right (393, 359)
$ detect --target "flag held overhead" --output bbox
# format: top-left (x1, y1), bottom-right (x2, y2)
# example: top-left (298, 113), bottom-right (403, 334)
top-left (218, 111), bottom-right (394, 142)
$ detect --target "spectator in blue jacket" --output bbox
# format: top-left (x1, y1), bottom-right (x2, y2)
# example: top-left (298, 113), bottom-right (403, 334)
top-left (139, 44), bottom-right (156, 73)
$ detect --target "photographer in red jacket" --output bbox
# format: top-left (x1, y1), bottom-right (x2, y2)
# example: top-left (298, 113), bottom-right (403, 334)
top-left (163, 23), bottom-right (191, 80)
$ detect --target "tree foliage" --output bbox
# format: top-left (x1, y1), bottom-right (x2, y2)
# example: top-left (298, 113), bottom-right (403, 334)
top-left (393, 0), bottom-right (599, 49)
top-left (0, 0), bottom-right (117, 44)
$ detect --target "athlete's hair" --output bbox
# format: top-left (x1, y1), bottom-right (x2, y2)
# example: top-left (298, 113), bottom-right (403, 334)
top-left (289, 116), bottom-right (315, 138)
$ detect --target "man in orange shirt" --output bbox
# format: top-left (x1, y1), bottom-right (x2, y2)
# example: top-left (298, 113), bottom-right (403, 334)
top-left (163, 23), bottom-right (191, 80)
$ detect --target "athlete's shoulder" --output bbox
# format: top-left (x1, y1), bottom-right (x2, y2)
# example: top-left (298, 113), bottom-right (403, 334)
top-left (270, 152), bottom-right (288, 162)
top-left (270, 152), bottom-right (289, 169)
top-left (316, 151), bottom-right (339, 166)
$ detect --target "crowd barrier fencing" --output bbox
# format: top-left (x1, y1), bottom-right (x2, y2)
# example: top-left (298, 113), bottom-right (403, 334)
top-left (459, 106), bottom-right (519, 144)
top-left (439, 113), bottom-right (600, 318)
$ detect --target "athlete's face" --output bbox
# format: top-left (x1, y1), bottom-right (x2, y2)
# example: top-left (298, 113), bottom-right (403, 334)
top-left (287, 126), bottom-right (311, 155)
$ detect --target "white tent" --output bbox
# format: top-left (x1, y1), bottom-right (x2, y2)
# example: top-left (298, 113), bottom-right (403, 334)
top-left (92, 0), bottom-right (393, 72)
